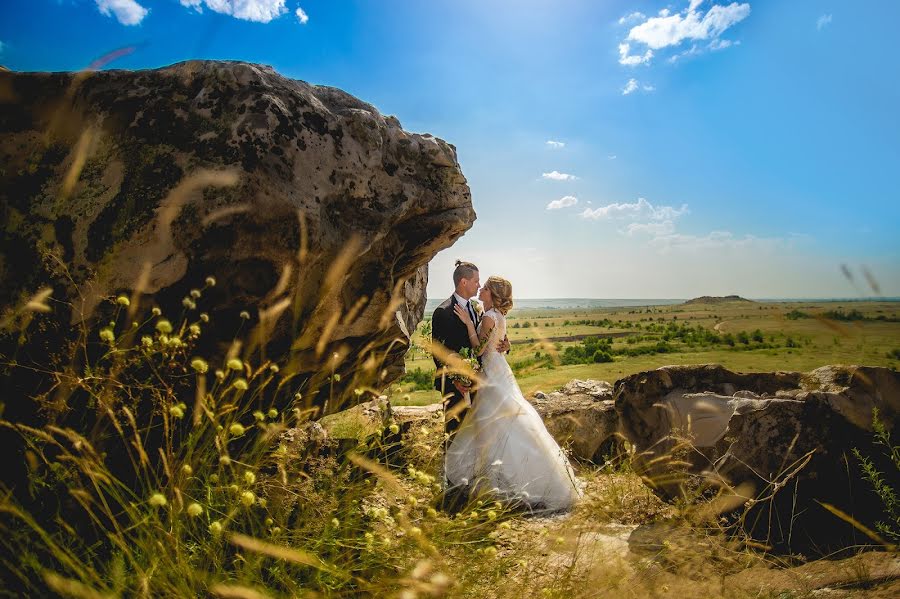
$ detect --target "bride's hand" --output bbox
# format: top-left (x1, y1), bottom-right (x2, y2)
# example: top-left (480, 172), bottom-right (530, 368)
top-left (453, 304), bottom-right (475, 330)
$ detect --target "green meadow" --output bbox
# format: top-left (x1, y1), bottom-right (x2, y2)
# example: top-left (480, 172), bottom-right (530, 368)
top-left (394, 299), bottom-right (900, 405)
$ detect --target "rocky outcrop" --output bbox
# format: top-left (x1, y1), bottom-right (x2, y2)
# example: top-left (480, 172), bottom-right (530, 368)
top-left (529, 379), bottom-right (624, 463)
top-left (0, 61), bottom-right (473, 409)
top-left (615, 364), bottom-right (900, 553)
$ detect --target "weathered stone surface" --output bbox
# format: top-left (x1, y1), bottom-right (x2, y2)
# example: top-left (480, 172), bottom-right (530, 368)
top-left (529, 379), bottom-right (623, 463)
top-left (615, 364), bottom-right (900, 552)
top-left (0, 60), bottom-right (473, 405)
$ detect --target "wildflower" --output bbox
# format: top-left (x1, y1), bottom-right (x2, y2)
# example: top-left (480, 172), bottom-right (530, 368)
top-left (209, 474), bottom-right (219, 483)
top-left (294, 392), bottom-right (302, 401)
top-left (229, 484), bottom-right (239, 493)
top-left (149, 493), bottom-right (167, 507)
top-left (265, 517), bottom-right (274, 527)
top-left (271, 526), bottom-right (281, 535)
top-left (205, 276), bottom-right (216, 287)
top-left (215, 369), bottom-right (225, 380)
top-left (354, 388), bottom-right (363, 396)
top-left (407, 496), bottom-right (418, 506)
top-left (190, 358), bottom-right (209, 374)
top-left (388, 424), bottom-right (400, 435)
top-left (499, 521), bottom-right (511, 530)
top-left (116, 295), bottom-right (130, 307)
top-left (190, 289), bottom-right (201, 299)
top-left (141, 336), bottom-right (153, 348)
top-left (182, 297), bottom-right (196, 310)
top-left (200, 312), bottom-right (209, 323)
top-left (269, 364), bottom-right (279, 373)
top-left (169, 405), bottom-right (184, 419)
top-left (151, 307), bottom-right (162, 316)
top-left (484, 546), bottom-right (498, 558)
top-left (253, 411), bottom-right (265, 422)
top-left (487, 510), bottom-right (497, 520)
top-left (555, 536), bottom-right (564, 545)
top-left (243, 471), bottom-right (256, 485)
top-left (99, 328), bottom-right (115, 343)
top-left (239, 310), bottom-right (250, 320)
top-left (226, 358), bottom-right (243, 371)
top-left (187, 503), bottom-right (203, 517)
top-left (267, 409), bottom-right (278, 419)
top-left (331, 518), bottom-right (340, 527)
top-left (209, 521), bottom-right (223, 535)
top-left (156, 319), bottom-right (173, 334)
top-left (229, 423), bottom-right (245, 436)
top-left (241, 491), bottom-right (256, 507)
top-left (409, 526), bottom-right (422, 536)
top-left (189, 324), bottom-right (201, 336)
top-left (220, 456), bottom-right (232, 466)
top-left (168, 336), bottom-right (183, 348)
top-left (332, 373), bottom-right (341, 382)
top-left (182, 464), bottom-right (193, 475)
top-left (403, 394), bottom-right (411, 402)
top-left (426, 508), bottom-right (438, 518)
top-left (364, 532), bottom-right (374, 542)
top-left (233, 378), bottom-right (248, 391)
top-left (258, 498), bottom-right (267, 508)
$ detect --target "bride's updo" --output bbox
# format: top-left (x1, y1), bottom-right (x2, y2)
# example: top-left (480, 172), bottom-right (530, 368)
top-left (484, 276), bottom-right (514, 315)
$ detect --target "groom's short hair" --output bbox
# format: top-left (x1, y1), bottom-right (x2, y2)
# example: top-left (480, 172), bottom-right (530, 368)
top-left (453, 260), bottom-right (478, 286)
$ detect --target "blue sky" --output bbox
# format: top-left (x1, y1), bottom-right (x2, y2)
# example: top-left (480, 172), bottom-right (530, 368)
top-left (1, 1), bottom-right (898, 298)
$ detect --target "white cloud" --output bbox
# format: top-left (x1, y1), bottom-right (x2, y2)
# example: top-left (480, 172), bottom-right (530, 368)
top-left (546, 140), bottom-right (565, 148)
top-left (179, 0), bottom-right (288, 23)
top-left (625, 220), bottom-right (677, 236)
top-left (296, 6), bottom-right (309, 24)
top-left (547, 196), bottom-right (578, 210)
top-left (618, 42), bottom-right (653, 66)
top-left (608, 155), bottom-right (617, 160)
top-left (95, 0), bottom-right (149, 25)
top-left (619, 1), bottom-right (750, 65)
top-left (648, 230), bottom-right (782, 253)
top-left (542, 171), bottom-right (578, 181)
top-left (708, 38), bottom-right (734, 51)
top-left (622, 78), bottom-right (655, 95)
top-left (816, 14), bottom-right (832, 30)
top-left (580, 197), bottom-right (688, 221)
top-left (627, 2), bottom-right (750, 50)
top-left (618, 11), bottom-right (646, 25)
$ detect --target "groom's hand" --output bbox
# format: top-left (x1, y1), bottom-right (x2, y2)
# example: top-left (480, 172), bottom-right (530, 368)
top-left (497, 335), bottom-right (511, 354)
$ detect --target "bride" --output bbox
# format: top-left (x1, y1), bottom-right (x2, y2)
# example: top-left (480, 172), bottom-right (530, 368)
top-left (444, 276), bottom-right (582, 513)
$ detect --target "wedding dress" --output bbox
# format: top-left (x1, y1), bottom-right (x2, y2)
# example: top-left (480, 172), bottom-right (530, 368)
top-left (444, 308), bottom-right (582, 513)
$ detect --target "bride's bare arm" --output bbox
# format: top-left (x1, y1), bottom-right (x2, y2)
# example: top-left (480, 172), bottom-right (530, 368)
top-left (471, 317), bottom-right (495, 356)
top-left (452, 305), bottom-right (495, 356)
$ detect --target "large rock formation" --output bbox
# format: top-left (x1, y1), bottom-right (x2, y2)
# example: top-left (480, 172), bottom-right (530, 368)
top-left (529, 380), bottom-right (623, 463)
top-left (0, 61), bottom-right (473, 406)
top-left (615, 364), bottom-right (900, 553)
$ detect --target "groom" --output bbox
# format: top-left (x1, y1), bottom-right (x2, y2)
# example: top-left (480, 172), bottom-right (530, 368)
top-left (431, 260), bottom-right (510, 441)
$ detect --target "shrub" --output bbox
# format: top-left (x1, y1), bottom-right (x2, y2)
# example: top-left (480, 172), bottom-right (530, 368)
top-left (592, 349), bottom-right (613, 363)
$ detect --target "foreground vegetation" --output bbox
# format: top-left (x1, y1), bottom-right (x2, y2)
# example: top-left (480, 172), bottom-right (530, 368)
top-left (1, 289), bottom-right (897, 598)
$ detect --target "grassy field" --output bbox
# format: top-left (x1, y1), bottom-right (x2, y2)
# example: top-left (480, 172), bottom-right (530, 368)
top-left (393, 299), bottom-right (900, 404)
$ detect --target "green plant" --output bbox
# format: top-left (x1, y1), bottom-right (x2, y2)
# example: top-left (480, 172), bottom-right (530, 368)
top-left (852, 408), bottom-right (900, 545)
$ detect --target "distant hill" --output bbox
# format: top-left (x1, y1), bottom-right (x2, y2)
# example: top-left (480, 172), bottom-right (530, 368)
top-left (684, 295), bottom-right (754, 305)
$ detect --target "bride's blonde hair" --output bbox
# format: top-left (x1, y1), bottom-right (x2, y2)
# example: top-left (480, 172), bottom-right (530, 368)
top-left (484, 276), bottom-right (513, 315)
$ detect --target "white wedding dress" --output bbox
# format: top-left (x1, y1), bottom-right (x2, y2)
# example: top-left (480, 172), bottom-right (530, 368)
top-left (444, 308), bottom-right (582, 513)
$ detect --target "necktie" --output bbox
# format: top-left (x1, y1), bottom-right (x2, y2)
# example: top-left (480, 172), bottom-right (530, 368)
top-left (467, 303), bottom-right (476, 324)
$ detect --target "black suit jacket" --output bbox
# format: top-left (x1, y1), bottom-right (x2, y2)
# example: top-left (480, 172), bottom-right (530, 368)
top-left (431, 295), bottom-right (478, 390)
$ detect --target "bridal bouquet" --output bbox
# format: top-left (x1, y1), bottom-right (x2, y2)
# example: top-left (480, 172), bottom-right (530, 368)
top-left (448, 347), bottom-right (482, 388)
